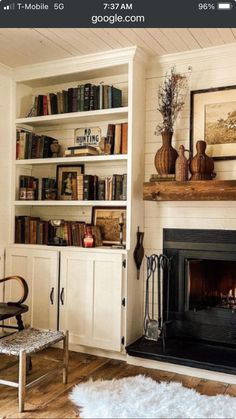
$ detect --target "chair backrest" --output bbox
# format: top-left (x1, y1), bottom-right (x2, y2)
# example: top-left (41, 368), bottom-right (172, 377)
top-left (0, 276), bottom-right (28, 305)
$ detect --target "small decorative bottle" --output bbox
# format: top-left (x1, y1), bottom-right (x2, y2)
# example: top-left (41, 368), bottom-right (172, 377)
top-left (175, 145), bottom-right (189, 182)
top-left (83, 226), bottom-right (94, 248)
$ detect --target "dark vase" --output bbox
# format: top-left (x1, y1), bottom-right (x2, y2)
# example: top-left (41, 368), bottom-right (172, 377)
top-left (154, 129), bottom-right (178, 175)
top-left (190, 140), bottom-right (215, 180)
top-left (133, 228), bottom-right (144, 280)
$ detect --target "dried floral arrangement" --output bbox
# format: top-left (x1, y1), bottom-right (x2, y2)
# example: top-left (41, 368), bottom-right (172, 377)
top-left (155, 67), bottom-right (190, 135)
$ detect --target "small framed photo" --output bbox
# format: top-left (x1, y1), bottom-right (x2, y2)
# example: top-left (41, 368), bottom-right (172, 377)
top-left (190, 85), bottom-right (236, 161)
top-left (92, 207), bottom-right (126, 246)
top-left (56, 165), bottom-right (84, 200)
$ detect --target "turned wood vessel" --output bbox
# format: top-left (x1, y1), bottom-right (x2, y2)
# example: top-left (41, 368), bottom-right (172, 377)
top-left (190, 140), bottom-right (214, 180)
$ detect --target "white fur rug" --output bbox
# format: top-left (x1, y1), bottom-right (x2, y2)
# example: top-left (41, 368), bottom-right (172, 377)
top-left (70, 375), bottom-right (236, 418)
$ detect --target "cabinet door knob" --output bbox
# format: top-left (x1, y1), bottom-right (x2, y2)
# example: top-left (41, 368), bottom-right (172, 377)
top-left (60, 287), bottom-right (65, 305)
top-left (49, 287), bottom-right (54, 305)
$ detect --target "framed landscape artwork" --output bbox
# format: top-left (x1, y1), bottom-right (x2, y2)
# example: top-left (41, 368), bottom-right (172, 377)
top-left (92, 207), bottom-right (126, 246)
top-left (190, 85), bottom-right (236, 160)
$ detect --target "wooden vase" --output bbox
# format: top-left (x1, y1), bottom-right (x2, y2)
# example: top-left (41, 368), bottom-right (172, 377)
top-left (175, 145), bottom-right (189, 182)
top-left (154, 130), bottom-right (178, 175)
top-left (190, 140), bottom-right (214, 180)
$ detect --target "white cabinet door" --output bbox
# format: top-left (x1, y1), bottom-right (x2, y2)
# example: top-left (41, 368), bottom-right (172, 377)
top-left (5, 247), bottom-right (59, 330)
top-left (60, 251), bottom-right (123, 351)
top-left (29, 249), bottom-right (59, 330)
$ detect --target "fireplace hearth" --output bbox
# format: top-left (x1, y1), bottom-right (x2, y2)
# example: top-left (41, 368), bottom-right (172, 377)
top-left (126, 229), bottom-right (236, 374)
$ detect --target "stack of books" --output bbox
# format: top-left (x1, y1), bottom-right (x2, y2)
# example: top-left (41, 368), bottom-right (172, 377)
top-left (30, 84), bottom-right (122, 117)
top-left (16, 129), bottom-right (56, 160)
top-left (15, 216), bottom-right (102, 247)
top-left (149, 174), bottom-right (176, 182)
top-left (65, 145), bottom-right (99, 157)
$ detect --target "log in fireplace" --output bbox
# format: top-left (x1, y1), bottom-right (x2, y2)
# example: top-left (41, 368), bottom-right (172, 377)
top-left (127, 229), bottom-right (236, 374)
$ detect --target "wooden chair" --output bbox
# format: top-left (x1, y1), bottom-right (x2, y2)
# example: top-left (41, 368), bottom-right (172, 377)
top-left (0, 276), bottom-right (29, 332)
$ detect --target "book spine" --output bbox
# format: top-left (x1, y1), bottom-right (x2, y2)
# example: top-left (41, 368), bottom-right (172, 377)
top-left (84, 84), bottom-right (91, 111)
top-left (43, 95), bottom-right (48, 115)
top-left (89, 85), bottom-right (95, 111)
top-left (98, 180), bottom-right (105, 200)
top-left (68, 88), bottom-right (73, 113)
top-left (122, 173), bottom-right (127, 201)
top-left (77, 174), bottom-right (84, 200)
top-left (80, 85), bottom-right (84, 111)
top-left (121, 122), bottom-right (128, 154)
top-left (83, 174), bottom-right (91, 200)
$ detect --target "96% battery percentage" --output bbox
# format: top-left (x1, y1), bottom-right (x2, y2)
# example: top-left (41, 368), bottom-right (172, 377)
top-left (198, 3), bottom-right (215, 10)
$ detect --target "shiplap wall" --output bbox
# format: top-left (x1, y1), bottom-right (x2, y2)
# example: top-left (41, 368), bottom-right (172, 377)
top-left (144, 43), bottom-right (236, 256)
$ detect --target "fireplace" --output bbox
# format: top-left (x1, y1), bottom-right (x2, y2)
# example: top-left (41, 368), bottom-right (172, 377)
top-left (127, 229), bottom-right (236, 374)
top-left (163, 229), bottom-right (236, 347)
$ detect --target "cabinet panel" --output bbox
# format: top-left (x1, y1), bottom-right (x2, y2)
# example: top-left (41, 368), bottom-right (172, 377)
top-left (60, 251), bottom-right (123, 351)
top-left (5, 248), bottom-right (31, 326)
top-left (60, 254), bottom-right (93, 345)
top-left (29, 250), bottom-right (59, 330)
top-left (92, 259), bottom-right (122, 351)
top-left (5, 247), bottom-right (59, 330)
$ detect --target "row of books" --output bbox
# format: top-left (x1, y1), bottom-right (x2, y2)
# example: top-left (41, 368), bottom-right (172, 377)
top-left (77, 174), bottom-right (127, 201)
top-left (30, 84), bottom-right (122, 117)
top-left (106, 123), bottom-right (128, 155)
top-left (18, 174), bottom-right (127, 201)
top-left (15, 216), bottom-right (102, 247)
top-left (19, 176), bottom-right (56, 201)
top-left (16, 130), bottom-right (56, 160)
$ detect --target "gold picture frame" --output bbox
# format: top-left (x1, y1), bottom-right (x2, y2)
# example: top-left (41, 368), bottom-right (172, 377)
top-left (92, 207), bottom-right (126, 246)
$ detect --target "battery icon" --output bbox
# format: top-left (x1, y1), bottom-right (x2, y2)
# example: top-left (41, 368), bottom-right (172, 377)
top-left (217, 2), bottom-right (232, 9)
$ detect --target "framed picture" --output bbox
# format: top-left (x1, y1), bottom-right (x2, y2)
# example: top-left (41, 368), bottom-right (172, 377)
top-left (56, 165), bottom-right (84, 200)
top-left (190, 85), bottom-right (236, 161)
top-left (92, 207), bottom-right (126, 246)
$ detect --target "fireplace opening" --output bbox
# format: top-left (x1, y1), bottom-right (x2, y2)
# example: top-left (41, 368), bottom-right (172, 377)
top-left (187, 259), bottom-right (236, 310)
top-left (127, 229), bottom-right (236, 374)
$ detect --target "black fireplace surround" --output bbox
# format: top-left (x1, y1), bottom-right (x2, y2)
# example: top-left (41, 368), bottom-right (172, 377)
top-left (127, 229), bottom-right (236, 374)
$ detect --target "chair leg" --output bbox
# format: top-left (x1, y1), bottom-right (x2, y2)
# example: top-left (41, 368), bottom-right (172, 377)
top-left (19, 350), bottom-right (26, 413)
top-left (63, 331), bottom-right (69, 385)
top-left (16, 314), bottom-right (24, 331)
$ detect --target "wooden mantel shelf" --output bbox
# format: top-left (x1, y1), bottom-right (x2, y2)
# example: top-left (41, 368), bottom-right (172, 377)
top-left (143, 180), bottom-right (236, 201)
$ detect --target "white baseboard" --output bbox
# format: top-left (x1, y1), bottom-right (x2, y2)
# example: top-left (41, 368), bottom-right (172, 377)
top-left (69, 343), bottom-right (126, 361)
top-left (127, 355), bottom-right (236, 385)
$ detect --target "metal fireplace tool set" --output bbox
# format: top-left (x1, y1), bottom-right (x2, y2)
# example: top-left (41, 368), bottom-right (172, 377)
top-left (144, 254), bottom-right (172, 352)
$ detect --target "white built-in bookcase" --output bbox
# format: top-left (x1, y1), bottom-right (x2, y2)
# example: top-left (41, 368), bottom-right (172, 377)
top-left (7, 47), bottom-right (147, 352)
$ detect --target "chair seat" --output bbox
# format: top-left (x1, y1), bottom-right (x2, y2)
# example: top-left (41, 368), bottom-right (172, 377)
top-left (0, 328), bottom-right (64, 356)
top-left (0, 303), bottom-right (28, 321)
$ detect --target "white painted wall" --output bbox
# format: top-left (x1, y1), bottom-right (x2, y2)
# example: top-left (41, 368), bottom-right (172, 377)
top-left (0, 64), bottom-right (12, 255)
top-left (144, 43), bottom-right (236, 256)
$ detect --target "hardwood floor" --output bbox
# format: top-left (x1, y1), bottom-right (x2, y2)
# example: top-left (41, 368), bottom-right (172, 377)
top-left (0, 348), bottom-right (235, 418)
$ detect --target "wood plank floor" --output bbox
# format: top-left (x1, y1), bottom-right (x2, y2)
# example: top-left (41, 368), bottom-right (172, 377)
top-left (0, 348), bottom-right (235, 418)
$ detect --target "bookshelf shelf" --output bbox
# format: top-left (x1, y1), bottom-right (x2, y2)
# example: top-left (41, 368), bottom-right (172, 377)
top-left (14, 200), bottom-right (127, 207)
top-left (8, 243), bottom-right (127, 254)
top-left (15, 154), bottom-right (128, 165)
top-left (16, 107), bottom-right (129, 127)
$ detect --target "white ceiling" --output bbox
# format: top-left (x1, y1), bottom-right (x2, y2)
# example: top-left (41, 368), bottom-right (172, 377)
top-left (0, 28), bottom-right (236, 68)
